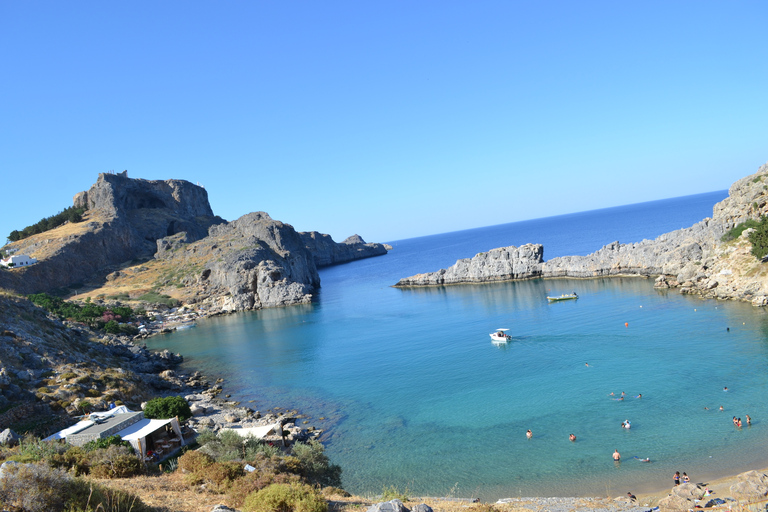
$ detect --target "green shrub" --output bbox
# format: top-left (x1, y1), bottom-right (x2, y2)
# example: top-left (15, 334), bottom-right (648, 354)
top-left (178, 449), bottom-right (215, 485)
top-left (104, 320), bottom-right (121, 333)
top-left (0, 461), bottom-right (73, 512)
top-left (143, 395), bottom-right (192, 422)
top-left (60, 372), bottom-right (78, 380)
top-left (87, 445), bottom-right (144, 479)
top-left (289, 440), bottom-right (342, 488)
top-left (721, 218), bottom-right (760, 242)
top-left (82, 435), bottom-right (131, 452)
top-left (748, 216), bottom-right (768, 259)
top-left (242, 482), bottom-right (328, 512)
top-left (229, 471), bottom-right (301, 509)
top-left (381, 484), bottom-right (411, 502)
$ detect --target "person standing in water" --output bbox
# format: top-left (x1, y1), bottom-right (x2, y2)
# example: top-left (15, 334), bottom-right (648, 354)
top-left (526, 429), bottom-right (532, 439)
top-left (673, 471), bottom-right (681, 485)
top-left (613, 449), bottom-right (621, 461)
top-left (569, 433), bottom-right (576, 442)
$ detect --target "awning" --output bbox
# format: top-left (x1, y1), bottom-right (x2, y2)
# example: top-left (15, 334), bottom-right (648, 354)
top-left (219, 423), bottom-right (280, 440)
top-left (116, 417), bottom-right (185, 456)
top-left (117, 418), bottom-right (172, 441)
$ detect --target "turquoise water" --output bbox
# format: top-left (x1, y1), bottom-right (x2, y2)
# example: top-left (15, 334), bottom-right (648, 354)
top-left (146, 191), bottom-right (768, 499)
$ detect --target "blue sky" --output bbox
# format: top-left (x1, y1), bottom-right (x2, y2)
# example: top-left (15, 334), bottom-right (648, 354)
top-left (1, 2), bottom-right (766, 244)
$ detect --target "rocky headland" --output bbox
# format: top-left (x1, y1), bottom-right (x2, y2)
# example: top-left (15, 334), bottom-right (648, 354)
top-left (396, 162), bottom-right (768, 307)
top-left (0, 171), bottom-right (388, 314)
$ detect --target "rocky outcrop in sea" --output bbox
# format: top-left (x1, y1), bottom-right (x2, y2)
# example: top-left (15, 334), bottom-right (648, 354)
top-left (396, 161), bottom-right (768, 307)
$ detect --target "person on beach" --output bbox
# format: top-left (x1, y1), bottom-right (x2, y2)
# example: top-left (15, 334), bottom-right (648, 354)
top-left (613, 449), bottom-right (621, 461)
top-left (673, 471), bottom-right (681, 485)
top-left (526, 429), bottom-right (532, 439)
top-left (747, 414), bottom-right (752, 425)
top-left (627, 492), bottom-right (636, 501)
top-left (569, 433), bottom-right (576, 442)
top-left (683, 472), bottom-right (690, 483)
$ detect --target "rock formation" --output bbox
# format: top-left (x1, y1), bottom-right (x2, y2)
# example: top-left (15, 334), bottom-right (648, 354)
top-left (396, 161), bottom-right (768, 307)
top-left (1, 171), bottom-right (388, 312)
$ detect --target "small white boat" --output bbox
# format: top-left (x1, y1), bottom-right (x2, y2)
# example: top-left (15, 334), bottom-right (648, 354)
top-left (547, 293), bottom-right (578, 302)
top-left (490, 328), bottom-right (511, 343)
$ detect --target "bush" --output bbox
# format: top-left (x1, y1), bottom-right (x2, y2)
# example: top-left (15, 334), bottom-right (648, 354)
top-left (143, 395), bottom-right (192, 422)
top-left (82, 434), bottom-right (130, 452)
top-left (242, 482), bottom-right (328, 512)
top-left (229, 471), bottom-right (301, 509)
top-left (748, 216), bottom-right (768, 259)
top-left (289, 440), bottom-right (342, 488)
top-left (0, 461), bottom-right (73, 512)
top-left (88, 445), bottom-right (144, 479)
top-left (66, 478), bottom-right (154, 512)
top-left (721, 218), bottom-right (761, 242)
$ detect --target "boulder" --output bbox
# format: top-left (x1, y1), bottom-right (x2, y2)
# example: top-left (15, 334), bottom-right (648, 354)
top-left (672, 482), bottom-right (704, 500)
top-left (730, 470), bottom-right (768, 497)
top-left (658, 493), bottom-right (693, 511)
top-left (366, 499), bottom-right (410, 512)
top-left (0, 429), bottom-right (20, 447)
top-left (411, 505), bottom-right (433, 512)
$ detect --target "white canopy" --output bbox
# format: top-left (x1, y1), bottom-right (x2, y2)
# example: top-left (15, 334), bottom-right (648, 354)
top-left (116, 417), bottom-right (185, 456)
top-left (219, 423), bottom-right (281, 440)
top-left (43, 406), bottom-right (136, 441)
top-left (495, 328), bottom-right (509, 331)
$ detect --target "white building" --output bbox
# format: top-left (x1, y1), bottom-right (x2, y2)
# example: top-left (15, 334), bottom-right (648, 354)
top-left (0, 254), bottom-right (38, 268)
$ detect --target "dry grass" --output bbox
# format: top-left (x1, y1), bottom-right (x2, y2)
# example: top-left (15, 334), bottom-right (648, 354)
top-left (91, 472), bottom-right (231, 512)
top-left (5, 209), bottom-right (109, 261)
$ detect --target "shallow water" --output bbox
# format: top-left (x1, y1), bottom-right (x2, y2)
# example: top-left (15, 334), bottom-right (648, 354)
top-left (146, 190), bottom-right (768, 499)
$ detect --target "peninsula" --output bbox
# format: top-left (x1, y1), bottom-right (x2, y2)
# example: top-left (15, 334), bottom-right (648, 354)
top-left (395, 162), bottom-right (768, 307)
top-left (0, 171), bottom-right (389, 313)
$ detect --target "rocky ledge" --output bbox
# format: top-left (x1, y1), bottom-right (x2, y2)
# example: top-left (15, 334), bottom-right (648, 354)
top-left (396, 161), bottom-right (768, 307)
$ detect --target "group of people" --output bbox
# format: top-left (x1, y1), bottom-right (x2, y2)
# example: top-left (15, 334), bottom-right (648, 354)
top-left (732, 415), bottom-right (751, 427)
top-left (673, 471), bottom-right (690, 485)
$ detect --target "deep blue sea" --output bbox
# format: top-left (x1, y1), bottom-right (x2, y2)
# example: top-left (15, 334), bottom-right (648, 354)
top-left (146, 190), bottom-right (768, 499)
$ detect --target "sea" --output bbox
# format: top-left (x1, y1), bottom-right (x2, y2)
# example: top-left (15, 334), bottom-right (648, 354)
top-left (145, 190), bottom-right (768, 500)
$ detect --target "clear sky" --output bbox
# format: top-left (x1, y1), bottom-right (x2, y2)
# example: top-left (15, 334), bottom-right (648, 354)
top-left (1, 2), bottom-right (766, 244)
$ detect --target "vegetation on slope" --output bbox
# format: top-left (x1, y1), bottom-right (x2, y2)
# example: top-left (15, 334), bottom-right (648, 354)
top-left (721, 216), bottom-right (768, 259)
top-left (28, 293), bottom-right (144, 334)
top-left (7, 205), bottom-right (88, 243)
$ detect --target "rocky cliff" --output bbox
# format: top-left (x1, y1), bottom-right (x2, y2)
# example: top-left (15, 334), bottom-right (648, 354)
top-left (1, 172), bottom-right (388, 312)
top-left (396, 161), bottom-right (768, 306)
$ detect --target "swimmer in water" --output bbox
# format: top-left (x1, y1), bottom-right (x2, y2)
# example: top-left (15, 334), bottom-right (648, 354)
top-left (636, 394), bottom-right (642, 399)
top-left (720, 405), bottom-right (724, 411)
top-left (724, 387), bottom-right (728, 392)
top-left (747, 414), bottom-right (752, 425)
top-left (526, 429), bottom-right (532, 439)
top-left (569, 433), bottom-right (576, 442)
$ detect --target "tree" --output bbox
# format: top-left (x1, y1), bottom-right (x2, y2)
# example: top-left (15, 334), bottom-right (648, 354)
top-left (143, 396), bottom-right (192, 422)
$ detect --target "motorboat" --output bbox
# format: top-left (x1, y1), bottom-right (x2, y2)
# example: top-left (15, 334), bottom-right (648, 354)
top-left (490, 328), bottom-right (511, 343)
top-left (547, 293), bottom-right (578, 302)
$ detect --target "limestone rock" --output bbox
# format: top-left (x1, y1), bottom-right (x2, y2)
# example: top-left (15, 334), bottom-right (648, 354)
top-left (657, 493), bottom-right (693, 511)
top-left (395, 161), bottom-right (768, 307)
top-left (730, 470), bottom-right (768, 497)
top-left (0, 429), bottom-right (20, 447)
top-left (671, 482), bottom-right (704, 500)
top-left (300, 231), bottom-right (388, 267)
top-left (411, 505), bottom-right (433, 512)
top-left (367, 499), bottom-right (410, 512)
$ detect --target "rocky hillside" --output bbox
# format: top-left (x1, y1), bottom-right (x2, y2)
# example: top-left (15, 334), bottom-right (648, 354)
top-left (0, 292), bottom-right (201, 435)
top-left (396, 161), bottom-right (768, 306)
top-left (0, 171), bottom-right (388, 313)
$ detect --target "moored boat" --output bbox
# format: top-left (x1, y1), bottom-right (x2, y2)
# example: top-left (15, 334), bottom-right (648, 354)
top-left (547, 293), bottom-right (578, 302)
